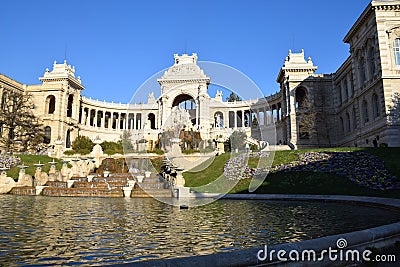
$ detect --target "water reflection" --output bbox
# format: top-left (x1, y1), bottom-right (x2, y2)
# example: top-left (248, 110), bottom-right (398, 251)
top-left (0, 195), bottom-right (399, 266)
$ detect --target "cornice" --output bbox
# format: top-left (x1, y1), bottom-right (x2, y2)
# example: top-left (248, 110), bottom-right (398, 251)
top-left (344, 2), bottom-right (400, 43)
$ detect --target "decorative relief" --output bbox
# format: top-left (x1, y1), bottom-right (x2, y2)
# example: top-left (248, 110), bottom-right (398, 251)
top-left (170, 65), bottom-right (197, 74)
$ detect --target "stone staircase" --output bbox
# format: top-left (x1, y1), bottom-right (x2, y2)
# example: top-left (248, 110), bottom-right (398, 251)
top-left (133, 174), bottom-right (172, 198)
top-left (9, 172), bottom-right (172, 198)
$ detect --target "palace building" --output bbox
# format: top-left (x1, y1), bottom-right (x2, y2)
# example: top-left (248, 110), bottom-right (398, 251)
top-left (0, 0), bottom-right (400, 153)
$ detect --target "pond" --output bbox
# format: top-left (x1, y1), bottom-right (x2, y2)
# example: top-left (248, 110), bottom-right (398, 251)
top-left (0, 195), bottom-right (399, 266)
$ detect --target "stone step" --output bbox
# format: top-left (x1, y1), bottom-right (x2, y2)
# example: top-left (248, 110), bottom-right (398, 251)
top-left (73, 181), bottom-right (128, 189)
top-left (131, 188), bottom-right (172, 198)
top-left (138, 181), bottom-right (169, 190)
top-left (92, 177), bottom-right (130, 183)
top-left (41, 187), bottom-right (123, 197)
top-left (45, 181), bottom-right (67, 188)
top-left (10, 186), bottom-right (36, 195)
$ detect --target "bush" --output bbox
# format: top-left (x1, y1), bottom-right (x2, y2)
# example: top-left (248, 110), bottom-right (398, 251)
top-left (101, 141), bottom-right (123, 155)
top-left (148, 148), bottom-right (164, 155)
top-left (182, 149), bottom-right (199, 154)
top-left (63, 150), bottom-right (78, 155)
top-left (71, 136), bottom-right (94, 154)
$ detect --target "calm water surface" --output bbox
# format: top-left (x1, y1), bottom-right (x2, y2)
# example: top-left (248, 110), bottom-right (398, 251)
top-left (0, 195), bottom-right (399, 266)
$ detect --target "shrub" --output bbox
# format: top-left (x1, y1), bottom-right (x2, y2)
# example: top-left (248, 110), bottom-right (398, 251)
top-left (148, 148), bottom-right (164, 155)
top-left (101, 141), bottom-right (123, 155)
top-left (71, 136), bottom-right (94, 154)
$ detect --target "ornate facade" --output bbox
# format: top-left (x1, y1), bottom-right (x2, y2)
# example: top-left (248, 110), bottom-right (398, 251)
top-left (0, 0), bottom-right (399, 152)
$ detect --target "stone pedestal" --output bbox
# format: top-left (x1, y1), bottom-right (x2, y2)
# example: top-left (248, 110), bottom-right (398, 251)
top-left (61, 160), bottom-right (71, 181)
top-left (0, 168), bottom-right (16, 194)
top-left (34, 163), bottom-right (48, 186)
top-left (216, 139), bottom-right (225, 154)
top-left (54, 140), bottom-right (64, 159)
top-left (175, 167), bottom-right (185, 187)
top-left (91, 137), bottom-right (104, 168)
top-left (123, 181), bottom-right (136, 198)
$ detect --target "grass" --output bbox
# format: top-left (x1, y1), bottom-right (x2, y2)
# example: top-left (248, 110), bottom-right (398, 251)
top-left (183, 148), bottom-right (400, 198)
top-left (7, 154), bottom-right (66, 180)
top-left (182, 153), bottom-right (230, 187)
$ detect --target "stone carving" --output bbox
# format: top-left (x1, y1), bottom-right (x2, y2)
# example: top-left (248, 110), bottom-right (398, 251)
top-left (0, 171), bottom-right (16, 194)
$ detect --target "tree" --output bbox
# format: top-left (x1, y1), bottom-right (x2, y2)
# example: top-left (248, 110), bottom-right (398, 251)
top-left (0, 89), bottom-right (44, 152)
top-left (388, 92), bottom-right (400, 125)
top-left (229, 130), bottom-right (247, 151)
top-left (71, 135), bottom-right (94, 154)
top-left (298, 98), bottom-right (317, 139)
top-left (226, 92), bottom-right (241, 102)
top-left (121, 130), bottom-right (134, 152)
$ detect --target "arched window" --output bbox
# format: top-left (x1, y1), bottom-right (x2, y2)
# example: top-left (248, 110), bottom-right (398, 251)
top-left (353, 107), bottom-right (357, 129)
top-left (346, 113), bottom-right (351, 132)
top-left (147, 113), bottom-right (156, 129)
top-left (66, 130), bottom-right (71, 148)
top-left (372, 93), bottom-right (380, 118)
top-left (1, 91), bottom-right (7, 110)
top-left (393, 38), bottom-right (400, 65)
top-left (362, 100), bottom-right (369, 124)
top-left (295, 87), bottom-right (308, 109)
top-left (44, 126), bottom-right (51, 144)
top-left (369, 47), bottom-right (376, 76)
top-left (66, 94), bottom-right (73, 117)
top-left (338, 85), bottom-right (343, 104)
top-left (344, 80), bottom-right (349, 100)
top-left (340, 117), bottom-right (344, 134)
top-left (45, 95), bottom-right (56, 114)
top-left (359, 56), bottom-right (366, 84)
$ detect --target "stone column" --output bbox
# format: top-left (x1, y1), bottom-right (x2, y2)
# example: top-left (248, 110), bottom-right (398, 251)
top-left (101, 110), bottom-right (106, 129)
top-left (241, 110), bottom-right (245, 128)
top-left (234, 111), bottom-right (237, 129)
top-left (87, 109), bottom-right (91, 126)
top-left (196, 99), bottom-right (200, 127)
top-left (94, 109), bottom-right (98, 127)
top-left (80, 106), bottom-right (84, 124)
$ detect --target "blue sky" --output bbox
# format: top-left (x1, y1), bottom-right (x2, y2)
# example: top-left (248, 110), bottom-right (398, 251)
top-left (1, 0), bottom-right (371, 103)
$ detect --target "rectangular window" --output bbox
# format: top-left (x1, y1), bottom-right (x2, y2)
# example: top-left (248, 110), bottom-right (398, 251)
top-left (394, 39), bottom-right (400, 65)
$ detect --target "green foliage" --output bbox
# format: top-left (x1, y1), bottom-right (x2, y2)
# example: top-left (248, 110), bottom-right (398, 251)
top-left (182, 149), bottom-right (199, 154)
top-left (183, 153), bottom-right (230, 186)
top-left (226, 92), bottom-right (241, 102)
top-left (71, 135), bottom-right (94, 155)
top-left (63, 150), bottom-right (79, 155)
top-left (100, 141), bottom-right (123, 155)
top-left (229, 130), bottom-right (247, 150)
top-left (150, 156), bottom-right (165, 173)
top-left (97, 158), bottom-right (127, 173)
top-left (121, 130), bottom-right (134, 152)
top-left (7, 155), bottom-right (64, 180)
top-left (149, 148), bottom-right (164, 155)
top-left (184, 148), bottom-right (400, 199)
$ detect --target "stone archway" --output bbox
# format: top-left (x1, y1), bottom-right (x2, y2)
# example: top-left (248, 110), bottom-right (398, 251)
top-left (172, 94), bottom-right (197, 125)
